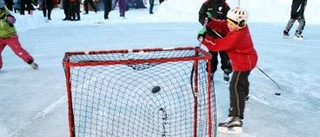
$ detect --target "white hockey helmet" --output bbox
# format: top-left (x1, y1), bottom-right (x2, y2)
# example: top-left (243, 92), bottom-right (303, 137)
top-left (226, 7), bottom-right (249, 28)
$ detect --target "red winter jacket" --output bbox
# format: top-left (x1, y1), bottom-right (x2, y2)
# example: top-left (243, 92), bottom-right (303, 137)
top-left (201, 19), bottom-right (258, 71)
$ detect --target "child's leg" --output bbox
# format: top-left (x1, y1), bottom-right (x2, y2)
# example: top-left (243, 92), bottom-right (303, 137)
top-left (228, 71), bottom-right (251, 119)
top-left (6, 36), bottom-right (34, 64)
top-left (0, 44), bottom-right (6, 68)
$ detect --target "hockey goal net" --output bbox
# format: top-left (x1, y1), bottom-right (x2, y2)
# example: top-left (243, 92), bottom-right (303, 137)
top-left (62, 46), bottom-right (216, 137)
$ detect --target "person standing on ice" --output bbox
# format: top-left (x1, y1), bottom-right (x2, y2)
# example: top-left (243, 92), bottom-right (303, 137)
top-left (83, 0), bottom-right (97, 15)
top-left (0, 1), bottom-right (38, 70)
top-left (197, 7), bottom-right (257, 133)
top-left (149, 0), bottom-right (155, 14)
top-left (149, 0), bottom-right (164, 14)
top-left (102, 0), bottom-right (112, 20)
top-left (283, 0), bottom-right (307, 39)
top-left (198, 0), bottom-right (233, 82)
top-left (41, 0), bottom-right (54, 21)
top-left (119, 0), bottom-right (126, 18)
top-left (69, 0), bottom-right (81, 21)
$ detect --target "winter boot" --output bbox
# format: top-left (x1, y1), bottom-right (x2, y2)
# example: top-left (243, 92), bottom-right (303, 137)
top-left (30, 62), bottom-right (39, 70)
top-left (283, 30), bottom-right (289, 37)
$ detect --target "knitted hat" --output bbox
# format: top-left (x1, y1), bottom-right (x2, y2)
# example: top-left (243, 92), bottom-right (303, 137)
top-left (0, 0), bottom-right (5, 8)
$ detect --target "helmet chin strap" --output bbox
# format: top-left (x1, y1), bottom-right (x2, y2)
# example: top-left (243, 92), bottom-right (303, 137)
top-left (228, 18), bottom-right (245, 26)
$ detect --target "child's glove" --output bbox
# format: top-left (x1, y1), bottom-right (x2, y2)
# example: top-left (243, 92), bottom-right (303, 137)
top-left (197, 28), bottom-right (207, 41)
top-left (206, 12), bottom-right (213, 20)
top-left (6, 16), bottom-right (16, 25)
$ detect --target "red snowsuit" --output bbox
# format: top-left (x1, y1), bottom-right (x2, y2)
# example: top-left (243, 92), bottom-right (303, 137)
top-left (201, 19), bottom-right (258, 119)
top-left (0, 36), bottom-right (34, 68)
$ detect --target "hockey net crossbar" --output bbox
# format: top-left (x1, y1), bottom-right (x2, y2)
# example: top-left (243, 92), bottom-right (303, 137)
top-left (63, 46), bottom-right (216, 137)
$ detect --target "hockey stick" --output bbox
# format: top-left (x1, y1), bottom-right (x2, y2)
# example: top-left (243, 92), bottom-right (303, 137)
top-left (256, 66), bottom-right (282, 95)
top-left (197, 18), bottom-right (209, 48)
top-left (205, 27), bottom-right (282, 96)
top-left (190, 18), bottom-right (217, 136)
top-left (191, 17), bottom-right (209, 97)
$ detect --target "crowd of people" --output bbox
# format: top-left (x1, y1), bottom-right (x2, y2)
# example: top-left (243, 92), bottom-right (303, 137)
top-left (1, 0), bottom-right (164, 21)
top-left (0, 0), bottom-right (166, 71)
top-left (0, 0), bottom-right (167, 72)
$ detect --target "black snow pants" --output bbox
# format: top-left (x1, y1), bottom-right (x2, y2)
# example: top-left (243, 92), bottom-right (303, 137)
top-left (228, 70), bottom-right (251, 119)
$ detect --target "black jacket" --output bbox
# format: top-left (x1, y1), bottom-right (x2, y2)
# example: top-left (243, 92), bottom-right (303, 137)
top-left (290, 0), bottom-right (307, 19)
top-left (198, 0), bottom-right (229, 25)
top-left (198, 0), bottom-right (229, 38)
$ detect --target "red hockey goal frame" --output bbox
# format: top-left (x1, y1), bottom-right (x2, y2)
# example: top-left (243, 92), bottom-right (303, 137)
top-left (62, 46), bottom-right (215, 137)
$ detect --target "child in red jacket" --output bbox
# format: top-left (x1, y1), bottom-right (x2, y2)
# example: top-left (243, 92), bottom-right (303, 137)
top-left (198, 7), bottom-right (258, 133)
top-left (0, 5), bottom-right (38, 70)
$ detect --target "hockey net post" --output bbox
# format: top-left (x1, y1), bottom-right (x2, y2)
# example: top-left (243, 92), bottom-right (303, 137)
top-left (62, 46), bottom-right (216, 137)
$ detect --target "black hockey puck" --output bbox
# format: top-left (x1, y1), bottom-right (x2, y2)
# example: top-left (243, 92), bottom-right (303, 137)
top-left (275, 92), bottom-right (281, 96)
top-left (152, 86), bottom-right (161, 93)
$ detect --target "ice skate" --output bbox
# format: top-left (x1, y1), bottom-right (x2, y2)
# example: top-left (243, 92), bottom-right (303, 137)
top-left (283, 30), bottom-right (289, 38)
top-left (293, 33), bottom-right (303, 40)
top-left (218, 117), bottom-right (243, 134)
top-left (223, 72), bottom-right (230, 82)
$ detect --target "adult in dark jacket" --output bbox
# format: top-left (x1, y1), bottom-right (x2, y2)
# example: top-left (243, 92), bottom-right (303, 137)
top-left (62, 0), bottom-right (70, 20)
top-left (118, 0), bottom-right (125, 17)
top-left (4, 0), bottom-right (13, 11)
top-left (149, 0), bottom-right (154, 14)
top-left (149, 0), bottom-right (164, 14)
top-left (69, 0), bottom-right (80, 21)
top-left (42, 0), bottom-right (54, 21)
top-left (102, 0), bottom-right (112, 20)
top-left (132, 0), bottom-right (146, 9)
top-left (83, 0), bottom-right (97, 14)
top-left (198, 0), bottom-right (232, 81)
top-left (283, 0), bottom-right (307, 39)
top-left (19, 0), bottom-right (33, 15)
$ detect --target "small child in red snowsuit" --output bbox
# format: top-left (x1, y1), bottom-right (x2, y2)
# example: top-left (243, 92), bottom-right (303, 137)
top-left (0, 4), bottom-right (38, 70)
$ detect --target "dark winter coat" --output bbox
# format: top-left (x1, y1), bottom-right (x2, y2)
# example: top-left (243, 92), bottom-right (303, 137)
top-left (42, 0), bottom-right (54, 10)
top-left (290, 0), bottom-right (307, 19)
top-left (201, 19), bottom-right (258, 71)
top-left (198, 0), bottom-right (229, 38)
top-left (198, 0), bottom-right (229, 25)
